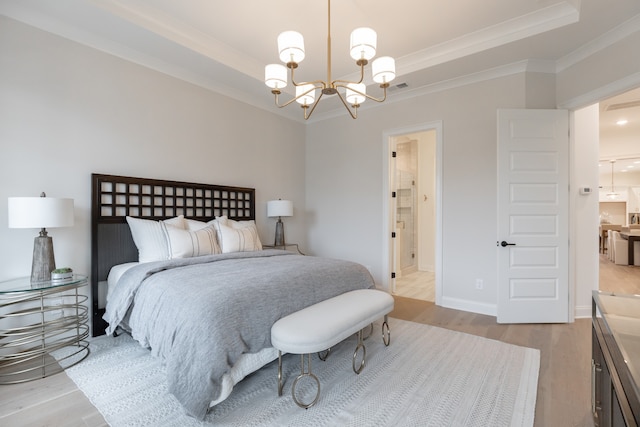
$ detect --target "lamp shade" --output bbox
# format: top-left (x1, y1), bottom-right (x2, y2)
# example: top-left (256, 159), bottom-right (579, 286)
top-left (350, 27), bottom-right (377, 61)
top-left (372, 56), bottom-right (396, 84)
top-left (8, 197), bottom-right (74, 229)
top-left (267, 200), bottom-right (293, 218)
top-left (295, 84), bottom-right (316, 106)
top-left (278, 31), bottom-right (305, 64)
top-left (346, 83), bottom-right (366, 105)
top-left (265, 63), bottom-right (288, 89)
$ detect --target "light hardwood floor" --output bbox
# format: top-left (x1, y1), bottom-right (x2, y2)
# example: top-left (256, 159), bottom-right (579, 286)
top-left (394, 270), bottom-right (434, 301)
top-left (1, 255), bottom-right (638, 427)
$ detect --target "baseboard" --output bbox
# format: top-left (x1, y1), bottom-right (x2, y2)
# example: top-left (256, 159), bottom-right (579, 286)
top-left (574, 304), bottom-right (592, 319)
top-left (440, 296), bottom-right (497, 317)
top-left (440, 297), bottom-right (590, 321)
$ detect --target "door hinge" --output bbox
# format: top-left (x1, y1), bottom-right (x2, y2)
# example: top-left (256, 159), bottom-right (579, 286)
top-left (392, 151), bottom-right (397, 158)
top-left (391, 272), bottom-right (396, 279)
top-left (391, 232), bottom-right (396, 238)
top-left (392, 191), bottom-right (396, 198)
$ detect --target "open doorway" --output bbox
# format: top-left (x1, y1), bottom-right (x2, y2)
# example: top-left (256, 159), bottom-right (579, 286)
top-left (389, 129), bottom-right (437, 302)
top-left (596, 87), bottom-right (640, 295)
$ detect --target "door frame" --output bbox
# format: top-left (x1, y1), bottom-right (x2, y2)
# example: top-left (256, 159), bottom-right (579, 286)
top-left (382, 121), bottom-right (443, 303)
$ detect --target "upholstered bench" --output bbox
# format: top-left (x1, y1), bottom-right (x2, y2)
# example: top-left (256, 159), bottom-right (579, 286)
top-left (271, 288), bottom-right (394, 408)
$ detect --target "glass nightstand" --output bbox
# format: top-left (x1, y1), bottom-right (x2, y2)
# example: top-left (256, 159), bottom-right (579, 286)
top-left (263, 243), bottom-right (305, 255)
top-left (0, 275), bottom-right (90, 384)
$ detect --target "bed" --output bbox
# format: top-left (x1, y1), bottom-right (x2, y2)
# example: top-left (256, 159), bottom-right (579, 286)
top-left (90, 174), bottom-right (375, 419)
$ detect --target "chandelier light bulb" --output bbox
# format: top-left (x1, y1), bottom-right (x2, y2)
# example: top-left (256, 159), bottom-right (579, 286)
top-left (346, 83), bottom-right (366, 105)
top-left (295, 84), bottom-right (316, 106)
top-left (372, 56), bottom-right (396, 84)
top-left (265, 64), bottom-right (288, 89)
top-left (278, 31), bottom-right (305, 64)
top-left (350, 27), bottom-right (377, 61)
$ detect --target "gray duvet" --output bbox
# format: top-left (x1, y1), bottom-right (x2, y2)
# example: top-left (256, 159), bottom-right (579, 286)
top-left (103, 249), bottom-right (375, 419)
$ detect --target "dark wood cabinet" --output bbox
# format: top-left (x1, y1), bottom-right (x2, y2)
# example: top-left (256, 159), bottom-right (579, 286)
top-left (592, 292), bottom-right (640, 427)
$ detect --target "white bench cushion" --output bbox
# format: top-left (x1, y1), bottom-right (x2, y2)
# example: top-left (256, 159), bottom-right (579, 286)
top-left (271, 289), bottom-right (394, 354)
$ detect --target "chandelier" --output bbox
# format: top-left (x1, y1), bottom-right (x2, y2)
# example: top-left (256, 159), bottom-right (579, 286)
top-left (606, 160), bottom-right (619, 200)
top-left (264, 0), bottom-right (396, 120)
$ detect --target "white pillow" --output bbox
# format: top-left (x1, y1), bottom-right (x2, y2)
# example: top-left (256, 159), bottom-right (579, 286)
top-left (185, 217), bottom-right (223, 231)
top-left (216, 222), bottom-right (263, 253)
top-left (164, 223), bottom-right (221, 258)
top-left (126, 216), bottom-right (185, 263)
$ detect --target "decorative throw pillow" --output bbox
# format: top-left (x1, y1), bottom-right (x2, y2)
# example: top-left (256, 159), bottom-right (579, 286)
top-left (216, 222), bottom-right (263, 253)
top-left (164, 223), bottom-right (221, 258)
top-left (185, 216), bottom-right (224, 231)
top-left (126, 215), bottom-right (185, 263)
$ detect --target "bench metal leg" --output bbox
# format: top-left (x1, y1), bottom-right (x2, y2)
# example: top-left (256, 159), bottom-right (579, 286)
top-left (277, 350), bottom-right (284, 396)
top-left (317, 348), bottom-right (331, 361)
top-left (382, 314), bottom-right (391, 346)
top-left (353, 329), bottom-right (366, 374)
top-left (291, 353), bottom-right (321, 409)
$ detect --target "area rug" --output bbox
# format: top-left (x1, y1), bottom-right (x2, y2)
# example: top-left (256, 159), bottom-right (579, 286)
top-left (55, 318), bottom-right (539, 426)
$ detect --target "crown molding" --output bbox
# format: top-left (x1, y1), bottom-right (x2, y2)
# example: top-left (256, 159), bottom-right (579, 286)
top-left (308, 60), bottom-right (556, 123)
top-left (556, 13), bottom-right (640, 72)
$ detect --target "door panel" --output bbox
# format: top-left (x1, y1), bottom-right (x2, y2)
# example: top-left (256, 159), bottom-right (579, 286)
top-left (497, 109), bottom-right (569, 323)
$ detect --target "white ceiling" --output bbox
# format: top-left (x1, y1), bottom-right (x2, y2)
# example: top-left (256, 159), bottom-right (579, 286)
top-left (599, 86), bottom-right (640, 177)
top-left (2, 0), bottom-right (640, 124)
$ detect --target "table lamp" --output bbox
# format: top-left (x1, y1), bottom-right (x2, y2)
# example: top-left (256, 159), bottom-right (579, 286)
top-left (267, 199), bottom-right (293, 246)
top-left (8, 193), bottom-right (74, 282)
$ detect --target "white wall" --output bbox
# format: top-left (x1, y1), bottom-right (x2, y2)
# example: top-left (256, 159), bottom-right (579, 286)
top-left (0, 17), bottom-right (306, 285)
top-left (305, 73), bottom-right (540, 315)
top-left (572, 104), bottom-right (600, 318)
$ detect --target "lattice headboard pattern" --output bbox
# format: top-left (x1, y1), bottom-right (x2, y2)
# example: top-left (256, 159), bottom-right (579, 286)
top-left (90, 173), bottom-right (256, 336)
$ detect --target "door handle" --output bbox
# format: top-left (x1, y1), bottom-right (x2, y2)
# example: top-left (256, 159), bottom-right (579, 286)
top-left (500, 241), bottom-right (516, 247)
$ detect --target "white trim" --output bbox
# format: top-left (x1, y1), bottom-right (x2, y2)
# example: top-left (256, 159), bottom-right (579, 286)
top-left (556, 14), bottom-right (640, 73)
top-left (378, 2), bottom-right (578, 78)
top-left (558, 72), bottom-right (640, 110)
top-left (441, 296), bottom-right (496, 317)
top-left (568, 110), bottom-right (576, 323)
top-left (574, 305), bottom-right (592, 319)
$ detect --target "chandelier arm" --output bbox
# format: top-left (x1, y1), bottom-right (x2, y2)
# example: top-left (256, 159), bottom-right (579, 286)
top-left (331, 62), bottom-right (366, 87)
top-left (273, 92), bottom-right (304, 109)
top-left (303, 91), bottom-right (326, 120)
top-left (334, 91), bottom-right (358, 119)
top-left (327, 0), bottom-right (332, 84)
top-left (289, 65), bottom-right (327, 90)
top-left (334, 82), bottom-right (390, 103)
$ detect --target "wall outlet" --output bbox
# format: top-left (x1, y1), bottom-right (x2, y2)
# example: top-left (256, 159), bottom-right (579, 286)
top-left (475, 279), bottom-right (484, 290)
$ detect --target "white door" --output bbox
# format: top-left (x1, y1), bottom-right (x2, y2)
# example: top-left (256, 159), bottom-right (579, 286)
top-left (497, 109), bottom-right (569, 324)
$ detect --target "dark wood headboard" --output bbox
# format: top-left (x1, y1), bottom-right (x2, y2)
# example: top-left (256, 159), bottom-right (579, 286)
top-left (91, 173), bottom-right (256, 336)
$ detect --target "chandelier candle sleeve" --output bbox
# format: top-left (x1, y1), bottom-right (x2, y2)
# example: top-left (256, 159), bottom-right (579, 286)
top-left (372, 56), bottom-right (396, 84)
top-left (296, 84), bottom-right (316, 106)
top-left (350, 27), bottom-right (377, 61)
top-left (265, 64), bottom-right (288, 89)
top-left (278, 31), bottom-right (305, 64)
top-left (346, 83), bottom-right (366, 105)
